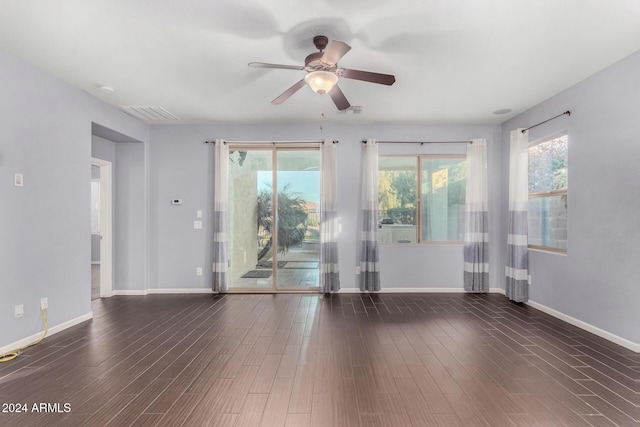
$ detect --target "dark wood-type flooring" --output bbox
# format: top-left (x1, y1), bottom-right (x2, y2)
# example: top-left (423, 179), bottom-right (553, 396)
top-left (1, 293), bottom-right (639, 426)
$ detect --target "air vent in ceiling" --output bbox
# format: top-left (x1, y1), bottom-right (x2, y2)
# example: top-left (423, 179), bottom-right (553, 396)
top-left (121, 106), bottom-right (179, 121)
top-left (337, 105), bottom-right (362, 115)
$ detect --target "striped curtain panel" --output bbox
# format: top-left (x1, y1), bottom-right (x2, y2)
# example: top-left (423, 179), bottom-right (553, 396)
top-left (212, 139), bottom-right (229, 293)
top-left (506, 129), bottom-right (529, 302)
top-left (360, 139), bottom-right (380, 292)
top-left (464, 138), bottom-right (489, 292)
top-left (319, 140), bottom-right (340, 293)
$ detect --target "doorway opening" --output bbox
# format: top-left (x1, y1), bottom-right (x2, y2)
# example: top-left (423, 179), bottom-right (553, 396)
top-left (91, 157), bottom-right (113, 298)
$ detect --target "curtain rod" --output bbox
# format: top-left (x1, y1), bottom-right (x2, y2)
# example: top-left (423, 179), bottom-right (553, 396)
top-left (362, 140), bottom-right (472, 145)
top-left (204, 140), bottom-right (337, 144)
top-left (521, 110), bottom-right (570, 133)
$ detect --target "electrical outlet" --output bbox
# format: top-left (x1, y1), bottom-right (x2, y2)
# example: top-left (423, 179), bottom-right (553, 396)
top-left (196, 267), bottom-right (203, 276)
top-left (40, 297), bottom-right (48, 310)
top-left (193, 220), bottom-right (202, 229)
top-left (15, 304), bottom-right (24, 318)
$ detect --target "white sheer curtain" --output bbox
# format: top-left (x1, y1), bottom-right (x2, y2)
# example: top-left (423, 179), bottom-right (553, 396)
top-left (212, 139), bottom-right (229, 293)
top-left (506, 129), bottom-right (529, 302)
top-left (360, 139), bottom-right (380, 292)
top-left (319, 140), bottom-right (340, 293)
top-left (464, 138), bottom-right (489, 292)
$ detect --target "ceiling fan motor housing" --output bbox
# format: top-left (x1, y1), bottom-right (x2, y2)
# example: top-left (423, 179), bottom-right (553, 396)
top-left (305, 52), bottom-right (328, 70)
top-left (313, 35), bottom-right (329, 51)
top-left (306, 36), bottom-right (334, 70)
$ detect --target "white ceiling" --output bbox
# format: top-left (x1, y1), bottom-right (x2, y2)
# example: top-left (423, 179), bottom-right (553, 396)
top-left (2, 0), bottom-right (640, 125)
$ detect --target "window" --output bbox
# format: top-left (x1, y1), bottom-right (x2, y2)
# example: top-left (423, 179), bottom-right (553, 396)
top-left (378, 155), bottom-right (466, 244)
top-left (421, 157), bottom-right (466, 242)
top-left (528, 133), bottom-right (568, 252)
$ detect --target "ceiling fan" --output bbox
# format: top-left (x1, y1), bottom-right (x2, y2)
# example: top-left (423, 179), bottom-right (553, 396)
top-left (248, 35), bottom-right (396, 110)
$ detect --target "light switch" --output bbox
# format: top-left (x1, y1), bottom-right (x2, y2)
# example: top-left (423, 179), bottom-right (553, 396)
top-left (194, 220), bottom-right (202, 229)
top-left (196, 210), bottom-right (202, 218)
top-left (14, 173), bottom-right (23, 187)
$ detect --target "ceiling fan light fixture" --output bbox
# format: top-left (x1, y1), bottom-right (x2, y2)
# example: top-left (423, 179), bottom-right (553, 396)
top-left (305, 71), bottom-right (338, 94)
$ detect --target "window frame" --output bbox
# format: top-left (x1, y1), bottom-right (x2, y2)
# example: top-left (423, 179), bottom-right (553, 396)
top-left (527, 132), bottom-right (568, 254)
top-left (378, 153), bottom-right (466, 245)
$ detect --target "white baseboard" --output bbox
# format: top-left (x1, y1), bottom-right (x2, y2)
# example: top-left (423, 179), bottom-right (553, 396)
top-left (525, 300), bottom-right (640, 354)
top-left (0, 311), bottom-right (93, 356)
top-left (112, 288), bottom-right (213, 295)
top-left (115, 287), bottom-right (499, 295)
top-left (147, 288), bottom-right (213, 294)
top-left (339, 287), bottom-right (464, 293)
top-left (338, 287), bottom-right (505, 294)
top-left (112, 290), bottom-right (148, 296)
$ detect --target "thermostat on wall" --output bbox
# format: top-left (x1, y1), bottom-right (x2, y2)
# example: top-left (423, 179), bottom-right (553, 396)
top-left (171, 198), bottom-right (183, 205)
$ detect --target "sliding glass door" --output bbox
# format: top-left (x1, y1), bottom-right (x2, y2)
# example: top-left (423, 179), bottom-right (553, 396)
top-left (227, 149), bottom-right (273, 290)
top-left (227, 145), bottom-right (320, 292)
top-left (276, 150), bottom-right (320, 289)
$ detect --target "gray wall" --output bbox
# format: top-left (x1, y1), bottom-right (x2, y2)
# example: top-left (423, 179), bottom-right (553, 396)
top-left (148, 123), bottom-right (502, 291)
top-left (500, 49), bottom-right (640, 344)
top-left (0, 51), bottom-right (148, 348)
top-left (114, 142), bottom-right (146, 290)
top-left (92, 135), bottom-right (117, 162)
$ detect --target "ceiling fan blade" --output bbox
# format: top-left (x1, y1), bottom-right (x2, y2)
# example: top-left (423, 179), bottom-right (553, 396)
top-left (321, 41), bottom-right (351, 65)
top-left (272, 79), bottom-right (307, 105)
top-left (249, 62), bottom-right (304, 71)
top-left (340, 68), bottom-right (396, 85)
top-left (328, 85), bottom-right (350, 111)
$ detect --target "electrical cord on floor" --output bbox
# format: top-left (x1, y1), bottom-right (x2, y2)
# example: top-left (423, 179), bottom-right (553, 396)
top-left (0, 308), bottom-right (48, 363)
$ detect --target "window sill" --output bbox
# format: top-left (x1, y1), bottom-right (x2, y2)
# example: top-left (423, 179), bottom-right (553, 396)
top-left (528, 245), bottom-right (567, 256)
top-left (379, 242), bottom-right (464, 246)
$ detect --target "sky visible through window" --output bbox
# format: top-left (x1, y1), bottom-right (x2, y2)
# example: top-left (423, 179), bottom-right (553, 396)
top-left (258, 171), bottom-right (320, 203)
